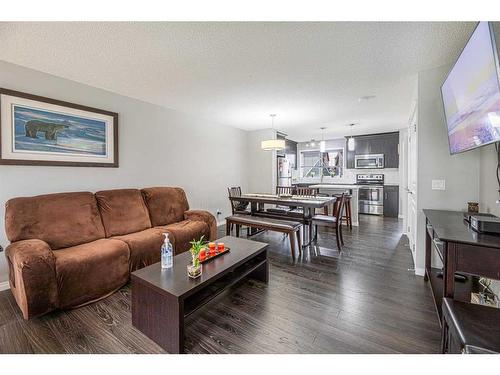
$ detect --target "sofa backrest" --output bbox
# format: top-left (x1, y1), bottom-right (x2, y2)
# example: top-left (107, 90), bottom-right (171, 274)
top-left (95, 188), bottom-right (152, 237)
top-left (5, 192), bottom-right (106, 250)
top-left (141, 187), bottom-right (189, 226)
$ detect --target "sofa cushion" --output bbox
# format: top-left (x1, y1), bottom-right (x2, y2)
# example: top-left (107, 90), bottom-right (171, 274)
top-left (114, 228), bottom-right (166, 272)
top-left (141, 187), bottom-right (189, 226)
top-left (54, 238), bottom-right (130, 308)
top-left (158, 220), bottom-right (210, 255)
top-left (95, 189), bottom-right (152, 237)
top-left (5, 192), bottom-right (106, 250)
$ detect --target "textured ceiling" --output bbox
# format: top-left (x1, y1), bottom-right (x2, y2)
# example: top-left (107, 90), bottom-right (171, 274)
top-left (0, 22), bottom-right (475, 141)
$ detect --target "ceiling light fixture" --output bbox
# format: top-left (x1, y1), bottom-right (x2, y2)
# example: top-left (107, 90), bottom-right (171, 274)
top-left (320, 127), bottom-right (326, 152)
top-left (261, 114), bottom-right (286, 151)
top-left (347, 123), bottom-right (356, 151)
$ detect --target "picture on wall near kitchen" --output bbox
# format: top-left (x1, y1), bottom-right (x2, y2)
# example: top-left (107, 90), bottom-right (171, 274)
top-left (0, 88), bottom-right (118, 167)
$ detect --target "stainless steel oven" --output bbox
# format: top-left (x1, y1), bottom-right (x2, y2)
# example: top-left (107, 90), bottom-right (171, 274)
top-left (357, 173), bottom-right (384, 215)
top-left (358, 186), bottom-right (384, 215)
top-left (354, 154), bottom-right (384, 169)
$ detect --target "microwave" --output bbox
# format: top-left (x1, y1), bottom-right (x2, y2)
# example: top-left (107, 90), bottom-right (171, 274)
top-left (354, 154), bottom-right (384, 169)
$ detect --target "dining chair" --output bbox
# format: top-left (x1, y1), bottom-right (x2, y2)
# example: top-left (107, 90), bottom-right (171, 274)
top-left (227, 187), bottom-right (250, 214)
top-left (276, 186), bottom-right (295, 196)
top-left (291, 187), bottom-right (331, 216)
top-left (227, 186), bottom-right (251, 235)
top-left (311, 193), bottom-right (346, 251)
top-left (295, 187), bottom-right (316, 196)
top-left (267, 186), bottom-right (296, 215)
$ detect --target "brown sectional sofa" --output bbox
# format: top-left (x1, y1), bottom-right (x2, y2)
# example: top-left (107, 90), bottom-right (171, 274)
top-left (4, 187), bottom-right (217, 319)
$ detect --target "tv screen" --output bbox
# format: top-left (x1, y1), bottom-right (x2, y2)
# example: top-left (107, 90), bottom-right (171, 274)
top-left (441, 21), bottom-right (500, 154)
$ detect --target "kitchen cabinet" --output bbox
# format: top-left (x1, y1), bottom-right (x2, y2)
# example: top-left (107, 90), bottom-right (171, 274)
top-left (381, 132), bottom-right (400, 168)
top-left (285, 139), bottom-right (297, 157)
top-left (383, 185), bottom-right (399, 217)
top-left (284, 139), bottom-right (297, 168)
top-left (346, 131), bottom-right (399, 169)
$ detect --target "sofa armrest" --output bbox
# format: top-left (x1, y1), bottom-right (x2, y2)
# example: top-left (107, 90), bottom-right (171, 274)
top-left (5, 239), bottom-right (58, 319)
top-left (184, 210), bottom-right (217, 241)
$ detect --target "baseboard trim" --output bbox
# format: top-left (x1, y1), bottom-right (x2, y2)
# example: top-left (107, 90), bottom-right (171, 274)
top-left (414, 267), bottom-right (425, 277)
top-left (0, 281), bottom-right (10, 291)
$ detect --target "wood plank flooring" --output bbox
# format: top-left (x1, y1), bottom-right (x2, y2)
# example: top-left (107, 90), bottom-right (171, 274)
top-left (0, 215), bottom-right (441, 353)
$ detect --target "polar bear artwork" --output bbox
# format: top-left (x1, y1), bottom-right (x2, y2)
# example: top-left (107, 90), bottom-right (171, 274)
top-left (24, 120), bottom-right (69, 141)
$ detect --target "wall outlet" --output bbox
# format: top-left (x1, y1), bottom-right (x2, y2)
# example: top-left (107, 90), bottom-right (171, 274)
top-left (431, 179), bottom-right (446, 190)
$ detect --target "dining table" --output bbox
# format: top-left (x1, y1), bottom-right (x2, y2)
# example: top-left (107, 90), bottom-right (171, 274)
top-left (228, 193), bottom-right (337, 247)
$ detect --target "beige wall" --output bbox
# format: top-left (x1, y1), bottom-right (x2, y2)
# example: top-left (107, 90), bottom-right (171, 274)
top-left (0, 60), bottom-right (248, 284)
top-left (479, 144), bottom-right (500, 216)
top-left (415, 64), bottom-right (481, 274)
top-left (246, 129), bottom-right (276, 194)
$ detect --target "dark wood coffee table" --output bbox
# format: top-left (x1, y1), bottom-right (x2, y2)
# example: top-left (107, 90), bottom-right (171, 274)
top-left (131, 235), bottom-right (269, 353)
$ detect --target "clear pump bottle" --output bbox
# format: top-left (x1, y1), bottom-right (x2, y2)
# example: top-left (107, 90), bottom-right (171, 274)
top-left (161, 233), bottom-right (173, 269)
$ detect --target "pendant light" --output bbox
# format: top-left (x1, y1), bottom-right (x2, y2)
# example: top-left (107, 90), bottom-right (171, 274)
top-left (319, 127), bottom-right (326, 152)
top-left (261, 114), bottom-right (286, 151)
top-left (347, 123), bottom-right (356, 151)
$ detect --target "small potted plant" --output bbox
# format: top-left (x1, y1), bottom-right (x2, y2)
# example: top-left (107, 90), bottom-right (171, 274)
top-left (187, 236), bottom-right (206, 279)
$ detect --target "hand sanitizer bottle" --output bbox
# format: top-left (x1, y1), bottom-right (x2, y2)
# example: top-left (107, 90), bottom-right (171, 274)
top-left (161, 233), bottom-right (173, 269)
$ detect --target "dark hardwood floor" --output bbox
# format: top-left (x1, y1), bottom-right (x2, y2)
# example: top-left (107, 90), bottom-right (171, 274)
top-left (0, 215), bottom-right (441, 353)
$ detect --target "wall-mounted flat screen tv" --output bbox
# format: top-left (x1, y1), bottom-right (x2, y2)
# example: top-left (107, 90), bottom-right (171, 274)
top-left (441, 21), bottom-right (500, 154)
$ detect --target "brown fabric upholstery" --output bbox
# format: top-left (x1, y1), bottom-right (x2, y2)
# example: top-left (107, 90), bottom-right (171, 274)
top-left (141, 187), bottom-right (189, 226)
top-left (184, 209), bottom-right (217, 240)
top-left (4, 186), bottom-right (214, 319)
top-left (95, 189), bottom-right (152, 237)
top-left (5, 192), bottom-right (105, 250)
top-left (5, 239), bottom-right (58, 319)
top-left (114, 228), bottom-right (165, 272)
top-left (158, 220), bottom-right (210, 255)
top-left (54, 239), bottom-right (130, 309)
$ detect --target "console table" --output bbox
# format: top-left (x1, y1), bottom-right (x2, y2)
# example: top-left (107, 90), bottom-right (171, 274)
top-left (423, 209), bottom-right (500, 321)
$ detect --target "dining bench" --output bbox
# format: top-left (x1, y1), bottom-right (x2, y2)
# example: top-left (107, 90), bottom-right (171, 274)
top-left (225, 214), bottom-right (302, 260)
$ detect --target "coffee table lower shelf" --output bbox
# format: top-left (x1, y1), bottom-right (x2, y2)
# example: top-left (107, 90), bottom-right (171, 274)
top-left (184, 257), bottom-right (267, 317)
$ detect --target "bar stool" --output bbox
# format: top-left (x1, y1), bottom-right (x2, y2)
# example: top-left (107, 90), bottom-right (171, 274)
top-left (343, 195), bottom-right (353, 230)
top-left (333, 193), bottom-right (352, 230)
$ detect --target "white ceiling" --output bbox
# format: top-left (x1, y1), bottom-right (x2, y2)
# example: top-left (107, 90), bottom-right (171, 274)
top-left (0, 22), bottom-right (475, 141)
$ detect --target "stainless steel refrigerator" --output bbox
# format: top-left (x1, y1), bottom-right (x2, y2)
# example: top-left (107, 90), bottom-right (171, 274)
top-left (277, 155), bottom-right (293, 187)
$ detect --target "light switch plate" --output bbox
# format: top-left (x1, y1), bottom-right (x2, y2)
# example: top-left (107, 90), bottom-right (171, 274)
top-left (432, 179), bottom-right (446, 190)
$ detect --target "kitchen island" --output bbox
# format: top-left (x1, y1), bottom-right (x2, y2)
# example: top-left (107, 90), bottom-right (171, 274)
top-left (309, 184), bottom-right (360, 226)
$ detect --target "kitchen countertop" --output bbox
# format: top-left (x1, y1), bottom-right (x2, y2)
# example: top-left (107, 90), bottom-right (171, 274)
top-left (309, 184), bottom-right (360, 189)
top-left (293, 182), bottom-right (354, 185)
top-left (295, 182), bottom-right (399, 188)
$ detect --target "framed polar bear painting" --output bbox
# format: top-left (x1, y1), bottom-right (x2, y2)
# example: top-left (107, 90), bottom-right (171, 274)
top-left (0, 88), bottom-right (118, 167)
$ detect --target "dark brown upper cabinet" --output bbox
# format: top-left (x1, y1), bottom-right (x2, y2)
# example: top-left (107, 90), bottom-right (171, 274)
top-left (345, 131), bottom-right (399, 169)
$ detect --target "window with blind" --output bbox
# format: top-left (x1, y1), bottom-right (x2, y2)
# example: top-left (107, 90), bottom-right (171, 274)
top-left (299, 149), bottom-right (344, 178)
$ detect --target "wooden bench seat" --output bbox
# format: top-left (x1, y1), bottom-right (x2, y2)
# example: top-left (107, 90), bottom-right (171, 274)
top-left (226, 214), bottom-right (302, 260)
